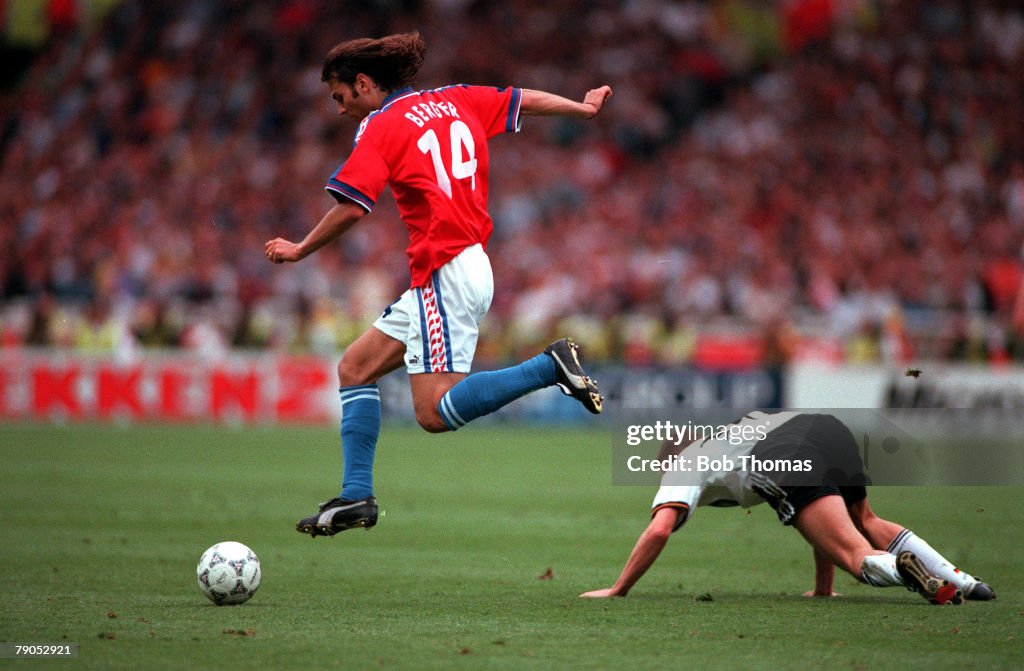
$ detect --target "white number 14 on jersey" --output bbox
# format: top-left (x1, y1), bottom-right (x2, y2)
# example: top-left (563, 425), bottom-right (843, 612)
top-left (417, 120), bottom-right (477, 198)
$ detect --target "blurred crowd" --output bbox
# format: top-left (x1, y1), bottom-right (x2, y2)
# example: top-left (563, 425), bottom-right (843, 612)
top-left (2, 0), bottom-right (1024, 366)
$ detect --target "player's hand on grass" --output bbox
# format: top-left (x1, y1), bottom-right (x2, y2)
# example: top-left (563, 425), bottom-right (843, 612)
top-left (580, 588), bottom-right (621, 598)
top-left (265, 238), bottom-right (302, 264)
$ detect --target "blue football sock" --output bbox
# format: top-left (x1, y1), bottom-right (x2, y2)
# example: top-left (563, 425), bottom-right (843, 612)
top-left (338, 384), bottom-right (380, 500)
top-left (438, 353), bottom-right (557, 430)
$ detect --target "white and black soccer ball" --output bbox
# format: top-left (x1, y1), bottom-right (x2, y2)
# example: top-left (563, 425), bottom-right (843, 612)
top-left (196, 541), bottom-right (261, 606)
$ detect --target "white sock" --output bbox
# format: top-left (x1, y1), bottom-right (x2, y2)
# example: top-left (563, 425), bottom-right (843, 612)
top-left (860, 553), bottom-right (903, 587)
top-left (887, 529), bottom-right (976, 591)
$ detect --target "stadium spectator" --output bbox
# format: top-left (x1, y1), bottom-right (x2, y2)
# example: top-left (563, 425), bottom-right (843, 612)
top-left (0, 0), bottom-right (1022, 367)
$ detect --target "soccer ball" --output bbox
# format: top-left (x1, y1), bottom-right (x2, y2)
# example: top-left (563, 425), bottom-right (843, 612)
top-left (196, 541), bottom-right (261, 606)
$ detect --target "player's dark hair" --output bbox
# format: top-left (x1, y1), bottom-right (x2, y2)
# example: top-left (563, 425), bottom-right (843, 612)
top-left (322, 32), bottom-right (426, 92)
top-left (657, 440), bottom-right (685, 462)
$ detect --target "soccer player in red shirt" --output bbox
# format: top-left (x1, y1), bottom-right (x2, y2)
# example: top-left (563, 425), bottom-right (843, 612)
top-left (265, 32), bottom-right (612, 536)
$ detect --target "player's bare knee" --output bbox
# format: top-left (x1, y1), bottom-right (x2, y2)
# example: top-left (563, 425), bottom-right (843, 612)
top-left (337, 358), bottom-right (370, 388)
top-left (415, 409), bottom-right (450, 433)
top-left (851, 515), bottom-right (869, 536)
top-left (847, 500), bottom-right (873, 535)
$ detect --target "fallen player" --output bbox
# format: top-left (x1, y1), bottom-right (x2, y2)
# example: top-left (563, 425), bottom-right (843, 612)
top-left (582, 412), bottom-right (995, 604)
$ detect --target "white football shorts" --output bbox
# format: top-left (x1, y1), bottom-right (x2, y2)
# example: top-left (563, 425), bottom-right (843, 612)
top-left (373, 243), bottom-right (493, 374)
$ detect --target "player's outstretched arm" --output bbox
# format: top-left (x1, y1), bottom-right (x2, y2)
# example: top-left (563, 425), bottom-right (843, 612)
top-left (580, 506), bottom-right (681, 598)
top-left (803, 547), bottom-right (839, 597)
top-left (520, 86), bottom-right (612, 120)
top-left (265, 201), bottom-right (365, 264)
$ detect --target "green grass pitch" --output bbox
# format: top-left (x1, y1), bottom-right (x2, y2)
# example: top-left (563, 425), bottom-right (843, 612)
top-left (0, 422), bottom-right (1020, 670)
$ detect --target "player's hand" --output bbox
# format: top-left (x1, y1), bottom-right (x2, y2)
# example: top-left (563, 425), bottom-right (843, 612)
top-left (582, 86), bottom-right (612, 118)
top-left (802, 590), bottom-right (841, 598)
top-left (580, 588), bottom-right (621, 598)
top-left (265, 238), bottom-right (302, 264)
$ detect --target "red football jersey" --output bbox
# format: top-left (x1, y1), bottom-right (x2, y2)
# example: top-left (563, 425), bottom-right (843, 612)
top-left (326, 85), bottom-right (523, 288)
